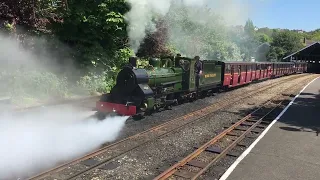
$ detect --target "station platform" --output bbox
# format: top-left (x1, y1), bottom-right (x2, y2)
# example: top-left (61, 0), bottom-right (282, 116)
top-left (220, 76), bottom-right (320, 180)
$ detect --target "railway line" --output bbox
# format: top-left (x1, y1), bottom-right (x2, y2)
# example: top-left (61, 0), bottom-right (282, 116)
top-left (28, 73), bottom-right (312, 180)
top-left (153, 74), bottom-right (319, 180)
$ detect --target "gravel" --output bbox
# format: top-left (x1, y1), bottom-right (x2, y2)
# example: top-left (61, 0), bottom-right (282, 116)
top-left (70, 74), bottom-right (316, 180)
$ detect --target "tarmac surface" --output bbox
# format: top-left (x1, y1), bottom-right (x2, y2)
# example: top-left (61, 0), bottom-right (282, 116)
top-left (221, 76), bottom-right (320, 180)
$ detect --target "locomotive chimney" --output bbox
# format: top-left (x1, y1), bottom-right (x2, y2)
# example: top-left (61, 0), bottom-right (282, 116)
top-left (129, 56), bottom-right (137, 67)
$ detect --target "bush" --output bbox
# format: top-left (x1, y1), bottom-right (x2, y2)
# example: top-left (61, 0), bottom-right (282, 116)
top-left (77, 71), bottom-right (115, 95)
top-left (0, 69), bottom-right (69, 105)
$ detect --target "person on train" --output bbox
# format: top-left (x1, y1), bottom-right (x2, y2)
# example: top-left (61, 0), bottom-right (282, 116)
top-left (194, 56), bottom-right (203, 91)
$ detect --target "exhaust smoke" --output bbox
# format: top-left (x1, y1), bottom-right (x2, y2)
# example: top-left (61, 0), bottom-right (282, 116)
top-left (0, 108), bottom-right (128, 179)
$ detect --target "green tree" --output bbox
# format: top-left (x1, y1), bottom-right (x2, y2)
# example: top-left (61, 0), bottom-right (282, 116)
top-left (256, 27), bottom-right (274, 38)
top-left (231, 19), bottom-right (259, 61)
top-left (308, 29), bottom-right (320, 41)
top-left (255, 33), bottom-right (271, 43)
top-left (164, 5), bottom-right (242, 60)
top-left (267, 30), bottom-right (304, 61)
top-left (244, 19), bottom-right (255, 37)
top-left (53, 0), bottom-right (130, 70)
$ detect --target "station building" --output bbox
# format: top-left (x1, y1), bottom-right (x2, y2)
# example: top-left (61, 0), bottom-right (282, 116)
top-left (283, 42), bottom-right (320, 73)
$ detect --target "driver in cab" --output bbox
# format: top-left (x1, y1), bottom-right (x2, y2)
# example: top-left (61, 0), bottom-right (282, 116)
top-left (194, 56), bottom-right (203, 90)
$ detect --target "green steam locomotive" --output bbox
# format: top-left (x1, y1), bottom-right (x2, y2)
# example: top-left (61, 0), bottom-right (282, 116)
top-left (96, 55), bottom-right (223, 119)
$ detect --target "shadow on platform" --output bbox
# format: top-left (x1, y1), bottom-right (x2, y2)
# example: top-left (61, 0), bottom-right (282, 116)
top-left (224, 90), bottom-right (320, 137)
top-left (277, 91), bottom-right (320, 136)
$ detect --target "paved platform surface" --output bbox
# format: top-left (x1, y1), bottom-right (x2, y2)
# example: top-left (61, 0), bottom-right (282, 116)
top-left (222, 77), bottom-right (320, 180)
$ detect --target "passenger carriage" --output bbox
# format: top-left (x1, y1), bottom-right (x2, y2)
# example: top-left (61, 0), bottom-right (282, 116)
top-left (294, 62), bottom-right (307, 73)
top-left (272, 62), bottom-right (295, 77)
top-left (222, 61), bottom-right (256, 88)
top-left (255, 62), bottom-right (273, 80)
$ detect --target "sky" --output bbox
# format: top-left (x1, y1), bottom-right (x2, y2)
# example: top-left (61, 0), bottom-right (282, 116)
top-left (206, 0), bottom-right (319, 32)
top-left (248, 0), bottom-right (320, 31)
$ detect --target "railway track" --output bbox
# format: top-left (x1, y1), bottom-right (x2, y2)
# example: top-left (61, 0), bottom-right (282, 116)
top-left (153, 75), bottom-right (318, 180)
top-left (28, 74), bottom-right (310, 180)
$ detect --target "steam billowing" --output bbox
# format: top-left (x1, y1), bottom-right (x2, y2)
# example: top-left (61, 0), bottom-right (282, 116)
top-left (0, 108), bottom-right (128, 179)
top-left (125, 0), bottom-right (205, 54)
top-left (124, 0), bottom-right (254, 58)
top-left (0, 33), bottom-right (76, 74)
top-left (0, 33), bottom-right (128, 180)
top-left (125, 0), bottom-right (172, 53)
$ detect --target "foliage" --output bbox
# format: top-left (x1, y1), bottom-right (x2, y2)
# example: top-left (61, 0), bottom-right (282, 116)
top-left (305, 29), bottom-right (320, 41)
top-left (137, 20), bottom-right (173, 58)
top-left (244, 19), bottom-right (255, 37)
top-left (266, 30), bottom-right (304, 61)
top-left (0, 69), bottom-right (69, 105)
top-left (52, 0), bottom-right (130, 69)
top-left (228, 19), bottom-right (259, 61)
top-left (256, 27), bottom-right (274, 38)
top-left (77, 71), bottom-right (115, 94)
top-left (164, 5), bottom-right (242, 60)
top-left (255, 33), bottom-right (271, 43)
top-left (114, 47), bottom-right (135, 69)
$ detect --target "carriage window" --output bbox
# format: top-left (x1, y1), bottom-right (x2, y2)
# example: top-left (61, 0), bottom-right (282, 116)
top-left (241, 65), bottom-right (246, 72)
top-left (252, 65), bottom-right (256, 71)
top-left (226, 64), bottom-right (231, 73)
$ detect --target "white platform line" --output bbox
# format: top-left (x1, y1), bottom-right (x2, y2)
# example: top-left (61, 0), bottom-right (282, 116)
top-left (219, 76), bottom-right (320, 180)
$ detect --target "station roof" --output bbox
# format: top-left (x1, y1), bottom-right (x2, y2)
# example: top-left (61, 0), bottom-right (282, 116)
top-left (283, 42), bottom-right (320, 60)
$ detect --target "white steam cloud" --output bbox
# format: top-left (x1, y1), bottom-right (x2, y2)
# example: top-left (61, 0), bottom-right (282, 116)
top-left (0, 33), bottom-right (75, 74)
top-left (125, 0), bottom-right (205, 53)
top-left (124, 0), bottom-right (171, 53)
top-left (124, 0), bottom-right (254, 56)
top-left (0, 108), bottom-right (128, 179)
